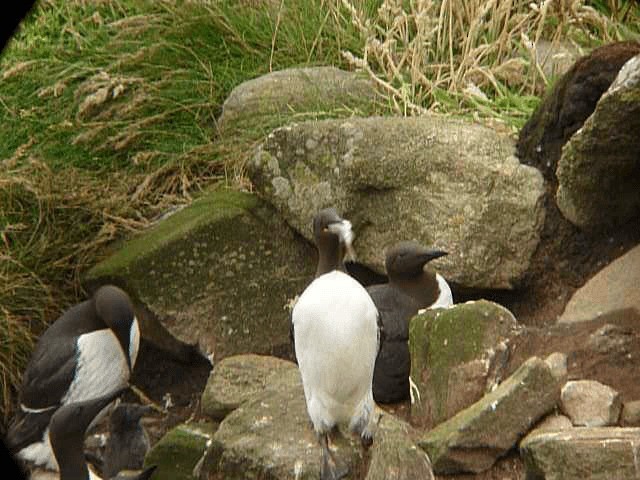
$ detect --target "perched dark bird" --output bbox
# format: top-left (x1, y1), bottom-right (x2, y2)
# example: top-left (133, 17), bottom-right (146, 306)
top-left (47, 390), bottom-right (156, 480)
top-left (102, 403), bottom-right (152, 479)
top-left (292, 208), bottom-right (381, 480)
top-left (368, 241), bottom-right (452, 404)
top-left (6, 285), bottom-right (141, 471)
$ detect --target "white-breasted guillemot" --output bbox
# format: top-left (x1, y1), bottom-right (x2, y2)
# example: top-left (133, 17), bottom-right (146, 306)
top-left (292, 208), bottom-right (380, 480)
top-left (368, 241), bottom-right (452, 404)
top-left (6, 285), bottom-right (140, 472)
top-left (46, 389), bottom-right (156, 480)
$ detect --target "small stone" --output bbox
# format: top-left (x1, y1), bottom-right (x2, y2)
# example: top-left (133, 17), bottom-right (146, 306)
top-left (561, 380), bottom-right (622, 427)
top-left (620, 400), bottom-right (640, 427)
top-left (544, 352), bottom-right (568, 381)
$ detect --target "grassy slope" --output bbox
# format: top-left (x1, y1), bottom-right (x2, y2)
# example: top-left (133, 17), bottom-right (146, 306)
top-left (0, 0), bottom-right (638, 422)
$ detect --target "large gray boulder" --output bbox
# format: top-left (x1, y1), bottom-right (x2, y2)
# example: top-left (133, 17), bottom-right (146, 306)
top-left (418, 356), bottom-right (562, 475)
top-left (249, 116), bottom-right (545, 289)
top-left (556, 53), bottom-right (640, 228)
top-left (409, 300), bottom-right (520, 428)
top-left (84, 189), bottom-right (314, 362)
top-left (559, 244), bottom-right (640, 324)
top-left (200, 354), bottom-right (298, 420)
top-left (520, 428), bottom-right (640, 480)
top-left (219, 67), bottom-right (378, 134)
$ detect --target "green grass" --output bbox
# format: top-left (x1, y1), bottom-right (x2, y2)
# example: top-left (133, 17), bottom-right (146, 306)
top-left (0, 0), bottom-right (639, 423)
top-left (0, 0), bottom-right (372, 422)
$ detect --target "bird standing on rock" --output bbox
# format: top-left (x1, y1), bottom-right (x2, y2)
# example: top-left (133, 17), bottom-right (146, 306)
top-left (292, 208), bottom-right (381, 480)
top-left (6, 285), bottom-right (141, 472)
top-left (368, 241), bottom-right (452, 404)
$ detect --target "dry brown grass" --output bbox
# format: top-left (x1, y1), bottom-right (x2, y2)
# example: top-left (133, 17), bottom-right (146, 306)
top-left (338, 0), bottom-right (635, 115)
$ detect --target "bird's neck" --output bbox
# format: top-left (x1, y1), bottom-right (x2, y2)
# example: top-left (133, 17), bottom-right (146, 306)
top-left (391, 270), bottom-right (440, 309)
top-left (315, 237), bottom-right (346, 277)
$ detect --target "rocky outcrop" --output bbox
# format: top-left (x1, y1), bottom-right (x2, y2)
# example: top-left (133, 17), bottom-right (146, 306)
top-left (84, 189), bottom-right (314, 362)
top-left (200, 354), bottom-right (298, 420)
top-left (560, 380), bottom-right (622, 427)
top-left (520, 428), bottom-right (640, 480)
top-left (556, 53), bottom-right (640, 228)
top-left (144, 422), bottom-right (217, 480)
top-left (218, 67), bottom-right (379, 133)
top-left (409, 300), bottom-right (520, 428)
top-left (197, 354), bottom-right (434, 479)
top-left (249, 116), bottom-right (545, 289)
top-left (517, 41), bottom-right (640, 180)
top-left (559, 244), bottom-right (640, 324)
top-left (418, 356), bottom-right (562, 474)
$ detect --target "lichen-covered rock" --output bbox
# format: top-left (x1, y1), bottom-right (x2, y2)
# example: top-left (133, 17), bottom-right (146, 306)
top-left (520, 427), bottom-right (640, 480)
top-left (556, 53), bottom-right (640, 228)
top-left (144, 422), bottom-right (217, 480)
top-left (84, 189), bottom-right (314, 362)
top-left (561, 380), bottom-right (622, 427)
top-left (409, 300), bottom-right (520, 428)
top-left (200, 354), bottom-right (298, 420)
top-left (249, 116), bottom-right (545, 289)
top-left (517, 41), bottom-right (640, 181)
top-left (202, 371), bottom-right (364, 480)
top-left (365, 415), bottom-right (434, 480)
top-left (219, 67), bottom-right (378, 133)
top-left (559, 244), bottom-right (640, 324)
top-left (418, 356), bottom-right (561, 475)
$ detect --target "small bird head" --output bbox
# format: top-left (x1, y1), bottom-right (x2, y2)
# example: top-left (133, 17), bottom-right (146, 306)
top-left (385, 241), bottom-right (448, 279)
top-left (109, 403), bottom-right (153, 433)
top-left (313, 208), bottom-right (356, 263)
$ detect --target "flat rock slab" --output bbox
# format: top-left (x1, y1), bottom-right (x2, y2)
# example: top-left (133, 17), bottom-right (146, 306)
top-left (418, 356), bottom-right (561, 475)
top-left (200, 354), bottom-right (298, 420)
top-left (144, 422), bottom-right (217, 480)
top-left (559, 244), bottom-right (640, 324)
top-left (520, 427), bottom-right (640, 480)
top-left (84, 189), bottom-right (315, 362)
top-left (409, 300), bottom-right (520, 428)
top-left (561, 380), bottom-right (621, 427)
top-left (249, 115), bottom-right (545, 289)
top-left (219, 66), bottom-right (378, 133)
top-left (556, 53), bottom-right (640, 228)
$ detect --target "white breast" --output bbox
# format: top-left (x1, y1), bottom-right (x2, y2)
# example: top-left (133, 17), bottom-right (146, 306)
top-left (62, 329), bottom-right (130, 405)
top-left (293, 271), bottom-right (379, 429)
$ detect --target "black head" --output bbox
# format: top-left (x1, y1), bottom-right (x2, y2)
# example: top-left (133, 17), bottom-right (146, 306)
top-left (94, 285), bottom-right (137, 369)
top-left (312, 208), bottom-right (356, 276)
top-left (50, 389), bottom-right (126, 480)
top-left (109, 403), bottom-right (152, 434)
top-left (385, 241), bottom-right (448, 280)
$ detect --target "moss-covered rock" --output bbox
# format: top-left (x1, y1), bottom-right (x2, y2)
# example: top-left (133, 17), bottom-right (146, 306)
top-left (200, 354), bottom-right (298, 420)
top-left (218, 67), bottom-right (379, 134)
top-left (520, 427), bottom-right (640, 480)
top-left (418, 356), bottom-right (561, 475)
top-left (409, 300), bottom-right (520, 428)
top-left (249, 116), bottom-right (545, 289)
top-left (144, 422), bottom-right (217, 480)
top-left (556, 53), bottom-right (640, 228)
top-left (84, 189), bottom-right (315, 362)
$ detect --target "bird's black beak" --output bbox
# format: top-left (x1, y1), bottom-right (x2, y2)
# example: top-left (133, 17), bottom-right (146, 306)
top-left (418, 249), bottom-right (448, 263)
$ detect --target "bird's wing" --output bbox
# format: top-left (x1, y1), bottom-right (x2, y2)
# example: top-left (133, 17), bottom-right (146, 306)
top-left (19, 334), bottom-right (78, 410)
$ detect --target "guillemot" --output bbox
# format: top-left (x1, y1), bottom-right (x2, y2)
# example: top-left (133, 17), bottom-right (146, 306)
top-left (6, 285), bottom-right (140, 472)
top-left (368, 241), bottom-right (453, 404)
top-left (47, 390), bottom-right (156, 480)
top-left (102, 403), bottom-right (152, 478)
top-left (292, 208), bottom-right (380, 480)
